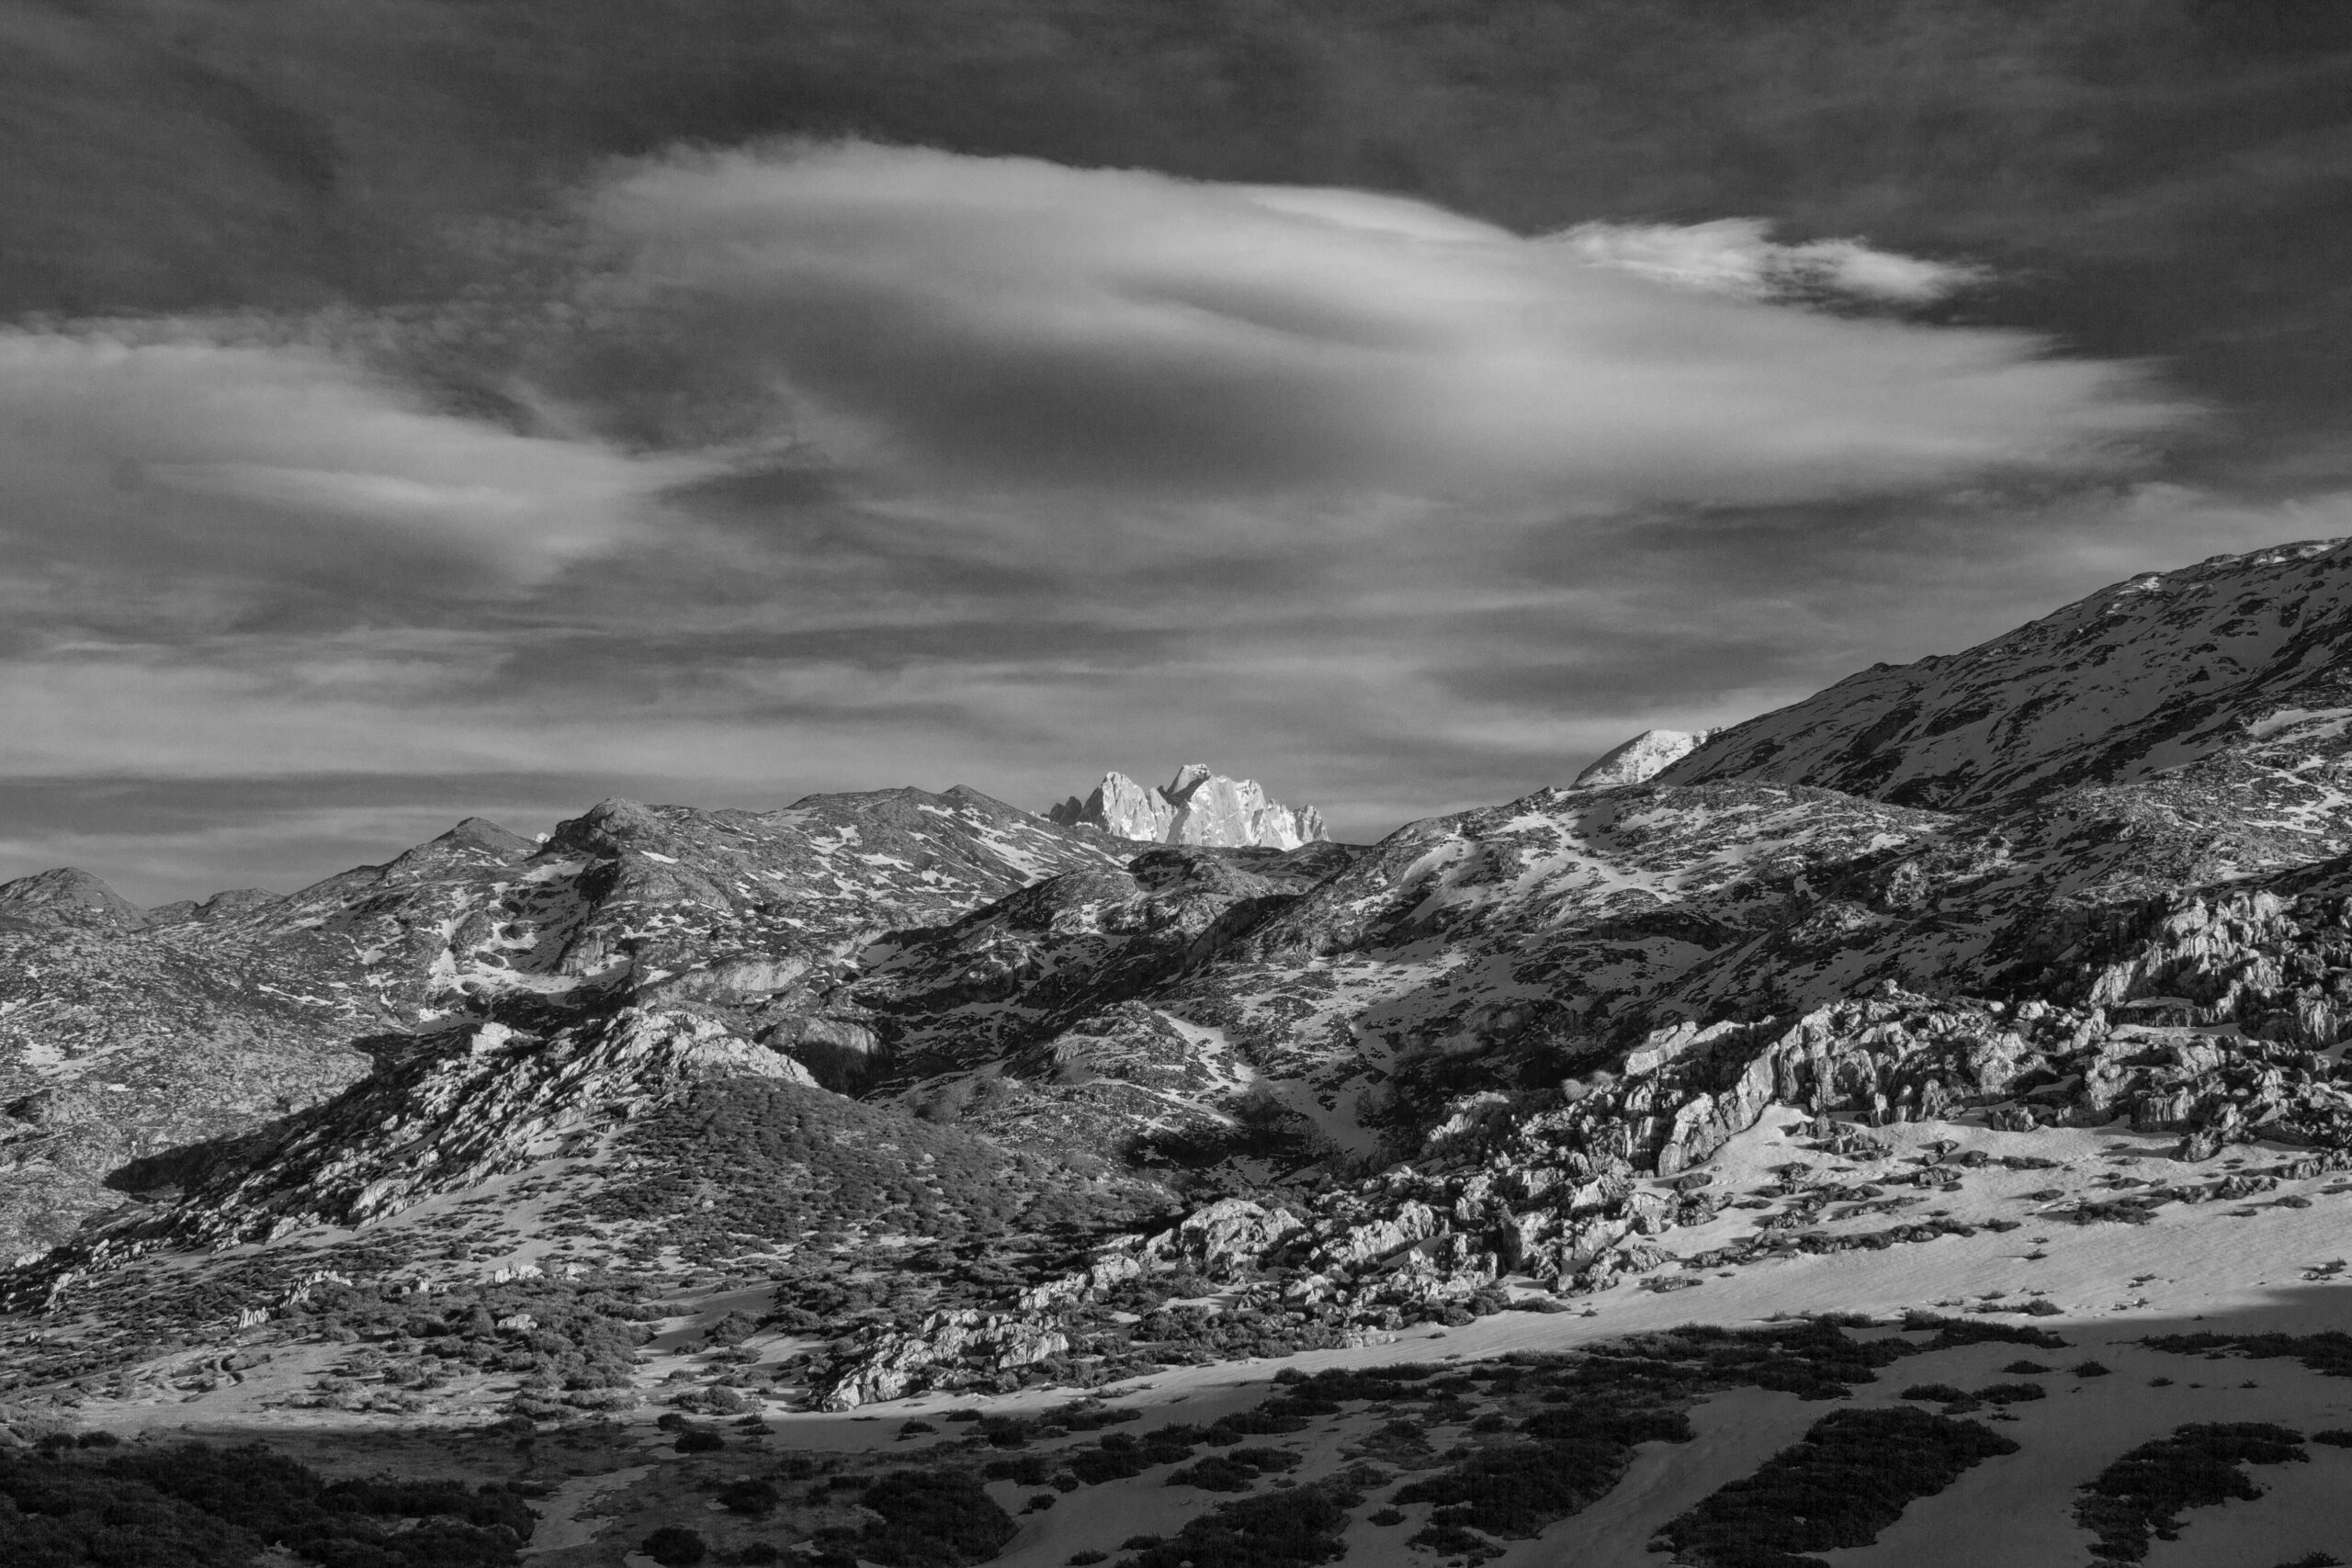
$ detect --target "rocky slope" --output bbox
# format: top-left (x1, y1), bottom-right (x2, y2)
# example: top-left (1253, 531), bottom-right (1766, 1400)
top-left (12, 539), bottom-right (2352, 1443)
top-left (0, 787), bottom-right (1126, 1261)
top-left (1048, 764), bottom-right (1329, 849)
top-left (1660, 537), bottom-right (2352, 809)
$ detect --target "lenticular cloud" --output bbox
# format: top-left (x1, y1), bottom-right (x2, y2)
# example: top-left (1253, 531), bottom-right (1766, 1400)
top-left (584, 141), bottom-right (2188, 508)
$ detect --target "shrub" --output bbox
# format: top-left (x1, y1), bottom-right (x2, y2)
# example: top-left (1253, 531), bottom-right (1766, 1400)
top-left (718, 1478), bottom-right (780, 1516)
top-left (2074, 1361), bottom-right (2112, 1378)
top-left (846, 1469), bottom-right (1017, 1567)
top-left (1122, 1480), bottom-right (1363, 1568)
top-left (1974, 1382), bottom-right (2046, 1405)
top-left (644, 1525), bottom-right (709, 1565)
top-left (676, 1430), bottom-right (726, 1453)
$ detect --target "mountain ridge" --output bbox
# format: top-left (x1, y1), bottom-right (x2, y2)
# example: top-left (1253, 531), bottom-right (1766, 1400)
top-left (13, 536), bottom-right (2352, 1497)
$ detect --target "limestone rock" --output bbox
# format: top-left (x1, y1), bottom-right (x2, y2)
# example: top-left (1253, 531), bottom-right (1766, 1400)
top-left (1048, 764), bottom-right (1328, 849)
top-left (1572, 728), bottom-right (1713, 789)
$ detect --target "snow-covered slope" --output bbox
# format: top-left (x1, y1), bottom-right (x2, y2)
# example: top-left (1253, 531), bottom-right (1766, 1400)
top-left (1572, 728), bottom-right (1713, 788)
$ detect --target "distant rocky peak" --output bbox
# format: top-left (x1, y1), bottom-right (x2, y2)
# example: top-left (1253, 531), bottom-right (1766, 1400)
top-left (1047, 765), bottom-right (1328, 850)
top-left (544, 796), bottom-right (674, 858)
top-left (1572, 728), bottom-right (1715, 790)
top-left (0, 866), bottom-right (145, 925)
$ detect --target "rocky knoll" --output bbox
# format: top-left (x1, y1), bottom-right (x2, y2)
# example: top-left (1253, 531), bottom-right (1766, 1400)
top-left (1049, 764), bottom-right (1329, 849)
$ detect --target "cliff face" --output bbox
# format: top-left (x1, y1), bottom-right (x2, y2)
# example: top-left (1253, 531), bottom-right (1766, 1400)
top-left (1048, 764), bottom-right (1329, 849)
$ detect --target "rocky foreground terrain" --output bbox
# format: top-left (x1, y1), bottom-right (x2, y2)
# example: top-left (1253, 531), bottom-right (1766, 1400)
top-left (13, 540), bottom-right (2352, 1567)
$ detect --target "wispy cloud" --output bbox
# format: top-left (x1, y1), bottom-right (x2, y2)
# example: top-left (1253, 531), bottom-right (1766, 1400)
top-left (1551, 218), bottom-right (1988, 305)
top-left (0, 325), bottom-right (694, 595)
top-left (581, 142), bottom-right (2186, 511)
top-left (0, 142), bottom-right (2296, 901)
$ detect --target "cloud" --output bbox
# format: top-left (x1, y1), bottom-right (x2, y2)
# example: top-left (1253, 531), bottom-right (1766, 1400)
top-left (1549, 218), bottom-right (1988, 304)
top-left (582, 141), bottom-right (2187, 511)
top-left (0, 326), bottom-right (695, 595)
top-left (0, 141), bottom-right (2280, 904)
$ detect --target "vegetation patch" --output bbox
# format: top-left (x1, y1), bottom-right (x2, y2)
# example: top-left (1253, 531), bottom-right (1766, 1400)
top-left (1167, 1446), bottom-right (1303, 1492)
top-left (1658, 1405), bottom-right (2018, 1568)
top-left (0, 1440), bottom-right (532, 1567)
top-left (1395, 1402), bottom-right (1690, 1548)
top-left (2073, 1423), bottom-right (2308, 1562)
top-left (2142, 1331), bottom-right (2352, 1379)
top-left (1116, 1478), bottom-right (1364, 1568)
top-left (820, 1467), bottom-right (1016, 1568)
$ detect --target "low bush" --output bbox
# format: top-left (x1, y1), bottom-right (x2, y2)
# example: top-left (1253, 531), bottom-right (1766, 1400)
top-left (2074, 1423), bottom-right (2307, 1562)
top-left (1, 1441), bottom-right (534, 1568)
top-left (1899, 1383), bottom-right (1968, 1404)
top-left (833, 1469), bottom-right (1016, 1568)
top-left (718, 1478), bottom-right (780, 1516)
top-left (1975, 1382), bottom-right (2046, 1405)
top-left (1117, 1479), bottom-right (1363, 1568)
top-left (643, 1525), bottom-right (708, 1565)
top-left (1659, 1406), bottom-right (2018, 1567)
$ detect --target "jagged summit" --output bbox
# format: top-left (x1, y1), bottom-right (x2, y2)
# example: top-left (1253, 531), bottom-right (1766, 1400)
top-left (1660, 537), bottom-right (2352, 809)
top-left (1046, 763), bottom-right (1328, 849)
top-left (1572, 728), bottom-right (1714, 789)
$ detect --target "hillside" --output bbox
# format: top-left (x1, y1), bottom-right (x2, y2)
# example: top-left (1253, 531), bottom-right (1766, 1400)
top-left (10, 540), bottom-right (2352, 1566)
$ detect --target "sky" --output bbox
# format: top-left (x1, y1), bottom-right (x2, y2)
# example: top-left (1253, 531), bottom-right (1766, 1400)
top-left (5, 0), bottom-right (2352, 902)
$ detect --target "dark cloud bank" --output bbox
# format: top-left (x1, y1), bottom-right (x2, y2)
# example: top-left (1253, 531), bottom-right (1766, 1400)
top-left (5, 0), bottom-right (2351, 900)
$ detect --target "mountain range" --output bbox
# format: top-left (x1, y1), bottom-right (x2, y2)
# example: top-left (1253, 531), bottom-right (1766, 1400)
top-left (11, 540), bottom-right (2352, 1567)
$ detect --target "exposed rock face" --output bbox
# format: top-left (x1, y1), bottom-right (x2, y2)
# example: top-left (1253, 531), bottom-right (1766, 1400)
top-left (1573, 728), bottom-right (1713, 789)
top-left (119, 1007), bottom-right (811, 1247)
top-left (1049, 764), bottom-right (1328, 849)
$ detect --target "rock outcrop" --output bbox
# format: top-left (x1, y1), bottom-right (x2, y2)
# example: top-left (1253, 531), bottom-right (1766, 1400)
top-left (1573, 728), bottom-right (1713, 789)
top-left (1049, 764), bottom-right (1328, 849)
